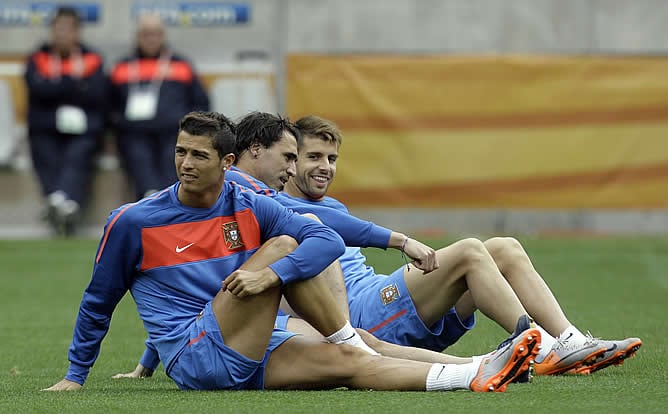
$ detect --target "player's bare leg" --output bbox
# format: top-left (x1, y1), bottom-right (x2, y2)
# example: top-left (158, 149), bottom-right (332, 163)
top-left (286, 318), bottom-right (472, 364)
top-left (482, 237), bottom-right (641, 376)
top-left (404, 238), bottom-right (527, 333)
top-left (290, 213), bottom-right (350, 319)
top-left (356, 329), bottom-right (473, 364)
top-left (227, 235), bottom-right (375, 354)
top-left (213, 236), bottom-right (297, 360)
top-left (483, 237), bottom-right (570, 335)
top-left (264, 328), bottom-right (540, 392)
top-left (280, 260), bottom-right (349, 320)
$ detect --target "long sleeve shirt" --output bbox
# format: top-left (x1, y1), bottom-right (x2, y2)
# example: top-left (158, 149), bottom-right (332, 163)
top-left (65, 182), bottom-right (344, 384)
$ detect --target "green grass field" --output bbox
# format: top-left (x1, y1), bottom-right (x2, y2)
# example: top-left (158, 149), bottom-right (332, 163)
top-left (1, 237), bottom-right (666, 413)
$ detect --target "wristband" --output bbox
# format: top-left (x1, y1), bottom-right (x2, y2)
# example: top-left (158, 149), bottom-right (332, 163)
top-left (401, 236), bottom-right (410, 271)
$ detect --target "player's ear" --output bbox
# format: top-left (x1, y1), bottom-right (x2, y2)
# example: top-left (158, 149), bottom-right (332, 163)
top-left (222, 153), bottom-right (235, 171)
top-left (250, 143), bottom-right (262, 158)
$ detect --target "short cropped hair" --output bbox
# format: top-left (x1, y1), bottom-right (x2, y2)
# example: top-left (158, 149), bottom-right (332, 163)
top-left (235, 112), bottom-right (301, 155)
top-left (178, 111), bottom-right (236, 159)
top-left (52, 6), bottom-right (81, 27)
top-left (294, 115), bottom-right (343, 148)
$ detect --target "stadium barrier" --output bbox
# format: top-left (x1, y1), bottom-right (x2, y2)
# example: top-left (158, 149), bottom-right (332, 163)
top-left (287, 54), bottom-right (668, 209)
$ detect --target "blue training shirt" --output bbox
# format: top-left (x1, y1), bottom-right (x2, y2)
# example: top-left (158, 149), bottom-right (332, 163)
top-left (65, 182), bottom-right (345, 385)
top-left (137, 168), bottom-right (392, 371)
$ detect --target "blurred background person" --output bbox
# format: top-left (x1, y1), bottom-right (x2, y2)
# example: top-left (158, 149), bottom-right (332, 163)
top-left (23, 6), bottom-right (108, 237)
top-left (109, 13), bottom-right (209, 201)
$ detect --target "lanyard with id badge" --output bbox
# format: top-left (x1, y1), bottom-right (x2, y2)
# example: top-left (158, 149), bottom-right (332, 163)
top-left (51, 51), bottom-right (89, 135)
top-left (125, 53), bottom-right (171, 121)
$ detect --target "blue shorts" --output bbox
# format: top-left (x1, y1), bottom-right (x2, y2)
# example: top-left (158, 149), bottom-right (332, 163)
top-left (348, 267), bottom-right (475, 352)
top-left (275, 311), bottom-right (290, 330)
top-left (167, 302), bottom-right (297, 390)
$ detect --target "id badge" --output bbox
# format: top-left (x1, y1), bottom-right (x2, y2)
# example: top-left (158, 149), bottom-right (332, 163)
top-left (55, 105), bottom-right (87, 135)
top-left (125, 89), bottom-right (158, 121)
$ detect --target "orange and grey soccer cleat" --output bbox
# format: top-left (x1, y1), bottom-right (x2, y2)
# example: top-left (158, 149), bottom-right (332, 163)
top-left (470, 328), bottom-right (541, 392)
top-left (571, 337), bottom-right (642, 375)
top-left (498, 315), bottom-right (536, 384)
top-left (534, 333), bottom-right (606, 376)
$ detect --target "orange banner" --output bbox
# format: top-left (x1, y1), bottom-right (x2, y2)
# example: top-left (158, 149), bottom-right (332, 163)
top-left (287, 54), bottom-right (668, 208)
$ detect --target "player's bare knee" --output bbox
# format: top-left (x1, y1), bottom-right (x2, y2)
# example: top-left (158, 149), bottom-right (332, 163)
top-left (484, 237), bottom-right (526, 271)
top-left (450, 237), bottom-right (489, 269)
top-left (273, 235), bottom-right (298, 255)
top-left (330, 344), bottom-right (372, 378)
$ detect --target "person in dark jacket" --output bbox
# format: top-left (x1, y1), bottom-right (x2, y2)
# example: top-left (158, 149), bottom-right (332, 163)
top-left (110, 13), bottom-right (210, 201)
top-left (24, 6), bottom-right (108, 236)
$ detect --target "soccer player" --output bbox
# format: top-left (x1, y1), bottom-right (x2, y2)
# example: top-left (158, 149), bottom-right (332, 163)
top-left (44, 111), bottom-right (539, 393)
top-left (276, 114), bottom-right (641, 377)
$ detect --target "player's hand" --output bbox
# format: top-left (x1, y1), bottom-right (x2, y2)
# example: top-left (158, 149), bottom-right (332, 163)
top-left (112, 363), bottom-right (153, 379)
top-left (222, 268), bottom-right (280, 297)
top-left (403, 238), bottom-right (439, 273)
top-left (42, 379), bottom-right (82, 391)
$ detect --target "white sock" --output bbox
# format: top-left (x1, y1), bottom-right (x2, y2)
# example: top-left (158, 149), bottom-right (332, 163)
top-left (325, 321), bottom-right (379, 355)
top-left (425, 362), bottom-right (478, 391)
top-left (558, 325), bottom-right (588, 347)
top-left (535, 325), bottom-right (557, 363)
top-left (471, 352), bottom-right (490, 366)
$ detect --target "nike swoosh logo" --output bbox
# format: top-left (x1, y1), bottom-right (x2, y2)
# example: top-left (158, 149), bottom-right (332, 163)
top-left (340, 333), bottom-right (356, 342)
top-left (175, 243), bottom-right (194, 253)
top-left (604, 343), bottom-right (617, 354)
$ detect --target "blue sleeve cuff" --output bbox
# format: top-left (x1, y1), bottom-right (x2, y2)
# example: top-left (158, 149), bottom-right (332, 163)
top-left (368, 225), bottom-right (393, 249)
top-left (139, 346), bottom-right (160, 371)
top-left (268, 259), bottom-right (299, 285)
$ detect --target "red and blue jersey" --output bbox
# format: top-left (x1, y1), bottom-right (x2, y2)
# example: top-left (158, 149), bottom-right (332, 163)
top-left (110, 51), bottom-right (209, 133)
top-left (65, 182), bottom-right (344, 384)
top-left (136, 169), bottom-right (392, 372)
top-left (24, 43), bottom-right (108, 135)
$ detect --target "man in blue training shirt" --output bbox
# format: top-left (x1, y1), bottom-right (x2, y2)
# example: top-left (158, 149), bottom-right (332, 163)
top-left (278, 115), bottom-right (642, 378)
top-left (44, 111), bottom-right (538, 392)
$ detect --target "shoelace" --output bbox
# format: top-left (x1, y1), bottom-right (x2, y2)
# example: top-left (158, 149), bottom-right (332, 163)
top-left (554, 331), bottom-right (600, 351)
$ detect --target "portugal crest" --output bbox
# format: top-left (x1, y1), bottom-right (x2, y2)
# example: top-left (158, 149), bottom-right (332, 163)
top-left (222, 221), bottom-right (244, 250)
top-left (380, 283), bottom-right (401, 305)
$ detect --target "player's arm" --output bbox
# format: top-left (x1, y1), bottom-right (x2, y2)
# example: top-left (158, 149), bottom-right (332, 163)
top-left (297, 200), bottom-right (438, 272)
top-left (263, 201), bottom-right (345, 285)
top-left (222, 196), bottom-right (345, 296)
top-left (43, 212), bottom-right (141, 390)
top-left (387, 232), bottom-right (438, 273)
top-left (277, 195), bottom-right (438, 272)
top-left (276, 194), bottom-right (390, 248)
